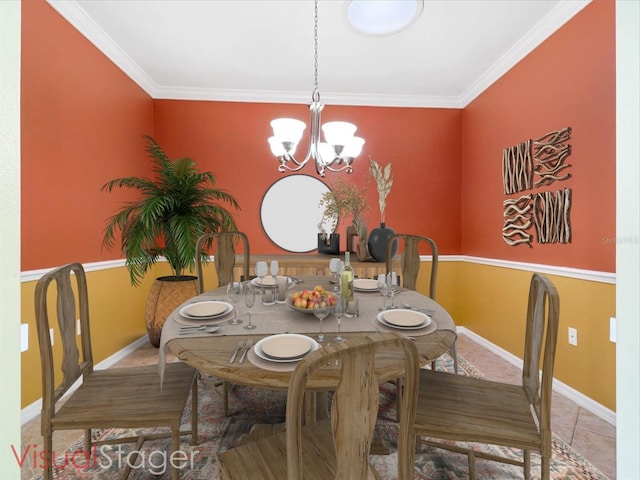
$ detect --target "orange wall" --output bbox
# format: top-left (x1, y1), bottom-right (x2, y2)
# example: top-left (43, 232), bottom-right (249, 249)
top-left (460, 0), bottom-right (616, 272)
top-left (152, 101), bottom-right (462, 255)
top-left (22, 0), bottom-right (615, 274)
top-left (19, 0), bottom-right (617, 410)
top-left (20, 0), bottom-right (154, 271)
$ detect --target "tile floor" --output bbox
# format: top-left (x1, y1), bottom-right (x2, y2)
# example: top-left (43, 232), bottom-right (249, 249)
top-left (20, 332), bottom-right (616, 479)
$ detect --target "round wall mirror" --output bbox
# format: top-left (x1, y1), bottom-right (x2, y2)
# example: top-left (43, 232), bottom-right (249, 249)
top-left (260, 175), bottom-right (337, 253)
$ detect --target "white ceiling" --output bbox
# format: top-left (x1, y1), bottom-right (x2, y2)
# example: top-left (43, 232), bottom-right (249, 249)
top-left (48, 0), bottom-right (590, 108)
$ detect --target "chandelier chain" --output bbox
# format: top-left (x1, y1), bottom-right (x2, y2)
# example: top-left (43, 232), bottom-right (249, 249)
top-left (313, 0), bottom-right (319, 102)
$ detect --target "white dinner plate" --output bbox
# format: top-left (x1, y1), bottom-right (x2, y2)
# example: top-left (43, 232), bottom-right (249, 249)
top-left (377, 309), bottom-right (431, 330)
top-left (353, 278), bottom-right (381, 292)
top-left (254, 334), bottom-right (319, 363)
top-left (179, 301), bottom-right (232, 320)
top-left (251, 275), bottom-right (292, 287)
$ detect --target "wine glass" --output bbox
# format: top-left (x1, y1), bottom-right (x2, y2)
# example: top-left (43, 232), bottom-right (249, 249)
top-left (329, 258), bottom-right (343, 292)
top-left (377, 273), bottom-right (389, 310)
top-left (270, 260), bottom-right (279, 278)
top-left (312, 293), bottom-right (330, 343)
top-left (243, 282), bottom-right (256, 330)
top-left (255, 261), bottom-right (268, 297)
top-left (226, 281), bottom-right (244, 325)
top-left (333, 294), bottom-right (345, 342)
top-left (255, 261), bottom-right (268, 284)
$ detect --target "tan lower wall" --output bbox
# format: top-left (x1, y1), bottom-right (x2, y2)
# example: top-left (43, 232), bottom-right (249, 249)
top-left (20, 260), bottom-right (616, 412)
top-left (20, 263), bottom-right (173, 408)
top-left (454, 263), bottom-right (616, 411)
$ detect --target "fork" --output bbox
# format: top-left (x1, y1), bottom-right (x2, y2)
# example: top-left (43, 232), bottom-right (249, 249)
top-left (238, 338), bottom-right (253, 363)
top-left (229, 340), bottom-right (244, 363)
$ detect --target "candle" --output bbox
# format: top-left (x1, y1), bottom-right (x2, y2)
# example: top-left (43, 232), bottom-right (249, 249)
top-left (276, 276), bottom-right (288, 303)
top-left (346, 297), bottom-right (359, 317)
top-left (262, 285), bottom-right (275, 306)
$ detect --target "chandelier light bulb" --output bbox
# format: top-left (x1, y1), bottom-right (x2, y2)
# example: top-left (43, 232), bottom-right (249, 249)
top-left (268, 136), bottom-right (287, 157)
top-left (321, 121), bottom-right (357, 147)
top-left (343, 136), bottom-right (365, 158)
top-left (270, 118), bottom-right (306, 144)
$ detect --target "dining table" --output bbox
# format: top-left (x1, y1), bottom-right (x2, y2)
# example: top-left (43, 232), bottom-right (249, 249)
top-left (160, 275), bottom-right (457, 400)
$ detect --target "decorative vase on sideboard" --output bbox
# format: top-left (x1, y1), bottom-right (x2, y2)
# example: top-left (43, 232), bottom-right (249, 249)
top-left (317, 233), bottom-right (340, 255)
top-left (367, 223), bottom-right (397, 262)
top-left (145, 275), bottom-right (198, 347)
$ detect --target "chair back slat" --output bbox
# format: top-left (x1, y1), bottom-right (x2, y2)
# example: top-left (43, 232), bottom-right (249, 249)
top-left (522, 273), bottom-right (560, 449)
top-left (35, 263), bottom-right (93, 410)
top-left (286, 333), bottom-right (419, 480)
top-left (196, 231), bottom-right (250, 292)
top-left (331, 347), bottom-right (379, 479)
top-left (386, 233), bottom-right (438, 298)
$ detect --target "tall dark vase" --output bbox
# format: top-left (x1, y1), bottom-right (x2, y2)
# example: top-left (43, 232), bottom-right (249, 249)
top-left (367, 222), bottom-right (397, 262)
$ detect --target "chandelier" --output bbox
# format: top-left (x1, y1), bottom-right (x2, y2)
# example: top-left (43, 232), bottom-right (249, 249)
top-left (268, 0), bottom-right (364, 177)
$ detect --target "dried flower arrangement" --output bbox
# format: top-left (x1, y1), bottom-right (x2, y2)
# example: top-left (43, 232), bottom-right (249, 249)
top-left (318, 178), bottom-right (369, 240)
top-left (369, 157), bottom-right (393, 224)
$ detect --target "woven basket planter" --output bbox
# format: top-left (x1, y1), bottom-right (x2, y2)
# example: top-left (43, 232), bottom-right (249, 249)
top-left (145, 275), bottom-right (198, 347)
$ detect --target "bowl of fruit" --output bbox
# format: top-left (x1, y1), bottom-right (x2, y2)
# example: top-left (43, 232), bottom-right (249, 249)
top-left (286, 285), bottom-right (337, 315)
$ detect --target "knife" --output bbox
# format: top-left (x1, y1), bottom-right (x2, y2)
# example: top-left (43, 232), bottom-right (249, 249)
top-left (239, 339), bottom-right (253, 363)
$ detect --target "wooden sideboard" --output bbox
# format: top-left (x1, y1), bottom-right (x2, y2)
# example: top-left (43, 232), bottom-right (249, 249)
top-left (232, 254), bottom-right (399, 280)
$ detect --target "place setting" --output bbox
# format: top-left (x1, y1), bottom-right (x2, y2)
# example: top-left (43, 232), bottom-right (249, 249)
top-left (372, 308), bottom-right (437, 337)
top-left (246, 333), bottom-right (319, 372)
top-left (172, 300), bottom-right (233, 336)
top-left (353, 278), bottom-right (381, 293)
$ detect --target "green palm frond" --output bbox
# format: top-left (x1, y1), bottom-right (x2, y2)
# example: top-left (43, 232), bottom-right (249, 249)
top-left (101, 136), bottom-right (241, 286)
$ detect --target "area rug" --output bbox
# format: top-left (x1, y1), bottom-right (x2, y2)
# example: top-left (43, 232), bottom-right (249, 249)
top-left (28, 354), bottom-right (608, 479)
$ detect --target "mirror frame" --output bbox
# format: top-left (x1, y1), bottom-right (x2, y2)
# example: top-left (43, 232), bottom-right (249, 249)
top-left (260, 174), bottom-right (337, 253)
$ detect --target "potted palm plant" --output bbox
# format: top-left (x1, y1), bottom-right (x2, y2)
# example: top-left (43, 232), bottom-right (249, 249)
top-left (102, 135), bottom-right (241, 346)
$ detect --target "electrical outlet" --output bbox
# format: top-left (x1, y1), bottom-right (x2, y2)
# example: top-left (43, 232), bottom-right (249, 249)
top-left (20, 324), bottom-right (29, 352)
top-left (568, 327), bottom-right (578, 346)
top-left (610, 317), bottom-right (616, 343)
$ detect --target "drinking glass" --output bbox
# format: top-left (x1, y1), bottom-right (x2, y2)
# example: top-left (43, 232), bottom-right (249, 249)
top-left (387, 272), bottom-right (398, 308)
top-left (329, 258), bottom-right (343, 292)
top-left (333, 294), bottom-right (345, 342)
top-left (377, 273), bottom-right (389, 310)
top-left (243, 282), bottom-right (256, 330)
top-left (226, 281), bottom-right (244, 325)
top-left (312, 293), bottom-right (330, 343)
top-left (270, 260), bottom-right (279, 277)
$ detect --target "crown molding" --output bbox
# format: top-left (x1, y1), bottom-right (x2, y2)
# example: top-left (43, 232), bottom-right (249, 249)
top-left (46, 0), bottom-right (160, 95)
top-left (47, 0), bottom-right (590, 109)
top-left (460, 0), bottom-right (591, 106)
top-left (153, 86), bottom-right (464, 108)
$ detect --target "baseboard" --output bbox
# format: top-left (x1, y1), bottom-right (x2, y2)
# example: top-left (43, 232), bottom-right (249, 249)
top-left (21, 336), bottom-right (149, 425)
top-left (459, 327), bottom-right (616, 426)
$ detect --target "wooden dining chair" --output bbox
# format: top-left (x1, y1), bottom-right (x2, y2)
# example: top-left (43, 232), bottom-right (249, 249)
top-left (35, 263), bottom-right (198, 480)
top-left (218, 333), bottom-right (420, 480)
top-left (195, 231), bottom-right (250, 414)
top-left (195, 231), bottom-right (250, 293)
top-left (385, 233), bottom-right (458, 373)
top-left (414, 273), bottom-right (560, 480)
